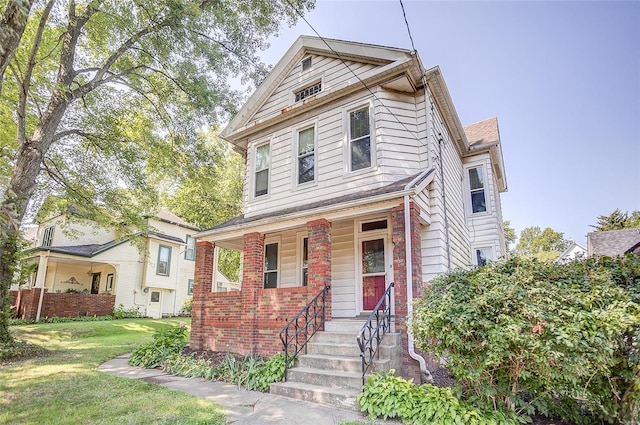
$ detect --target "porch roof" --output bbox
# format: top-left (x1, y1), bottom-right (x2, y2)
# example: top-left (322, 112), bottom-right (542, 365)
top-left (196, 169), bottom-right (434, 240)
top-left (28, 232), bottom-right (185, 258)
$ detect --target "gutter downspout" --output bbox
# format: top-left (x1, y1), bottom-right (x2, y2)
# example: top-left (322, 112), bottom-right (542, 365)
top-left (404, 194), bottom-right (431, 382)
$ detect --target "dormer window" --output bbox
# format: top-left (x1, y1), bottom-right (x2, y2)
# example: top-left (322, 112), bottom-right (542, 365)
top-left (295, 81), bottom-right (322, 102)
top-left (301, 57), bottom-right (312, 71)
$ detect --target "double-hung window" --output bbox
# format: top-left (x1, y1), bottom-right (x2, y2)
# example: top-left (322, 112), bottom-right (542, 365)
top-left (264, 242), bottom-right (279, 289)
top-left (349, 106), bottom-right (372, 171)
top-left (297, 127), bottom-right (315, 184)
top-left (254, 143), bottom-right (270, 197)
top-left (157, 245), bottom-right (171, 276)
top-left (468, 166), bottom-right (487, 213)
top-left (42, 225), bottom-right (55, 247)
top-left (185, 235), bottom-right (195, 260)
top-left (187, 279), bottom-right (194, 295)
top-left (301, 237), bottom-right (308, 287)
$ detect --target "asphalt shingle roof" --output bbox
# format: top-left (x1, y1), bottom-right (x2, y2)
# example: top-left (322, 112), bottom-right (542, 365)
top-left (587, 228), bottom-right (640, 256)
top-left (463, 117), bottom-right (500, 147)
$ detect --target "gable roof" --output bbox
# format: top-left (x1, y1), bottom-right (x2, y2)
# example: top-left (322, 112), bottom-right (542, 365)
top-left (587, 228), bottom-right (640, 257)
top-left (463, 117), bottom-right (507, 192)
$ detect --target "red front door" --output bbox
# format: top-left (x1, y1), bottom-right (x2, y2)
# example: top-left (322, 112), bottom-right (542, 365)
top-left (361, 238), bottom-right (386, 311)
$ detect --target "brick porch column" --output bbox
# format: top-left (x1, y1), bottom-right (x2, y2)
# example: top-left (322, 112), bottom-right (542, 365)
top-left (391, 201), bottom-right (423, 381)
top-left (242, 232), bottom-right (265, 352)
top-left (307, 218), bottom-right (332, 322)
top-left (191, 240), bottom-right (215, 350)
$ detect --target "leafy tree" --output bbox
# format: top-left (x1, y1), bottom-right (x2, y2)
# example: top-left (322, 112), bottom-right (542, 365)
top-left (503, 220), bottom-right (516, 253)
top-left (160, 127), bottom-right (243, 281)
top-left (515, 226), bottom-right (568, 262)
top-left (591, 209), bottom-right (640, 231)
top-left (0, 0), bottom-right (314, 344)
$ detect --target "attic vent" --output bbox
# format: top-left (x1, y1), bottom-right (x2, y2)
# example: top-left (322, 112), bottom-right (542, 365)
top-left (295, 81), bottom-right (322, 102)
top-left (302, 57), bottom-right (312, 71)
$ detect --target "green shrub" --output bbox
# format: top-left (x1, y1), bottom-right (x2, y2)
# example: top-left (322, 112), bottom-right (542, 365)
top-left (180, 297), bottom-right (193, 315)
top-left (411, 255), bottom-right (640, 424)
top-left (357, 370), bottom-right (518, 425)
top-left (9, 315), bottom-right (114, 325)
top-left (129, 324), bottom-right (188, 368)
top-left (112, 303), bottom-right (141, 319)
top-left (161, 352), bottom-right (286, 392)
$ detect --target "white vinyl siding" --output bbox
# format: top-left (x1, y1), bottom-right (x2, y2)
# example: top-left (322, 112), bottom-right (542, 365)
top-left (251, 56), bottom-right (377, 123)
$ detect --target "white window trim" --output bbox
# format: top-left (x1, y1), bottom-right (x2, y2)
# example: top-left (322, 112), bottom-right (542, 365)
top-left (290, 74), bottom-right (325, 104)
top-left (465, 162), bottom-right (491, 216)
top-left (156, 244), bottom-right (172, 276)
top-left (343, 100), bottom-right (376, 175)
top-left (295, 232), bottom-right (309, 287)
top-left (252, 138), bottom-right (272, 199)
top-left (301, 55), bottom-right (313, 73)
top-left (185, 235), bottom-right (195, 260)
top-left (42, 225), bottom-right (55, 247)
top-left (292, 120), bottom-right (318, 188)
top-left (263, 236), bottom-right (281, 289)
top-left (471, 246), bottom-right (494, 266)
top-left (187, 279), bottom-right (194, 295)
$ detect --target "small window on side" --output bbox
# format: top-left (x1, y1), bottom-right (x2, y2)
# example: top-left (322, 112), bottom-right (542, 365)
top-left (187, 279), bottom-right (194, 295)
top-left (302, 57), bottom-right (312, 71)
top-left (157, 245), bottom-right (172, 276)
top-left (264, 243), bottom-right (279, 289)
top-left (185, 235), bottom-right (195, 260)
top-left (469, 166), bottom-right (487, 213)
top-left (475, 248), bottom-right (492, 266)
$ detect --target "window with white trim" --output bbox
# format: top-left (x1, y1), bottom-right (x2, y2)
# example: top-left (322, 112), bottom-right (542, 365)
top-left (157, 245), bottom-right (171, 276)
top-left (468, 166), bottom-right (487, 213)
top-left (301, 57), bottom-right (312, 71)
top-left (349, 106), bottom-right (372, 171)
top-left (297, 126), bottom-right (315, 185)
top-left (185, 235), bottom-right (195, 260)
top-left (300, 237), bottom-right (308, 287)
top-left (254, 143), bottom-right (270, 197)
top-left (263, 242), bottom-right (279, 289)
top-left (474, 247), bottom-right (493, 266)
top-left (187, 279), bottom-right (194, 295)
top-left (42, 225), bottom-right (55, 247)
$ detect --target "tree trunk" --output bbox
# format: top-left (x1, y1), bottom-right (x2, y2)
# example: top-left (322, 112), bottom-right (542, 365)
top-left (0, 0), bottom-right (34, 97)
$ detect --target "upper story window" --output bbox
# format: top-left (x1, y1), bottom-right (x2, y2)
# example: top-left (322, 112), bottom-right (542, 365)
top-left (264, 242), bottom-right (279, 289)
top-left (349, 106), bottom-right (372, 171)
top-left (254, 143), bottom-right (270, 197)
top-left (157, 245), bottom-right (171, 276)
top-left (185, 235), bottom-right (195, 260)
top-left (301, 57), bottom-right (312, 71)
top-left (42, 225), bottom-right (55, 247)
top-left (295, 81), bottom-right (322, 102)
top-left (297, 126), bottom-right (315, 185)
top-left (468, 166), bottom-right (487, 214)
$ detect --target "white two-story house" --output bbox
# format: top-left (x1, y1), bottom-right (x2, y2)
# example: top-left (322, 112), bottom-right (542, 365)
top-left (12, 210), bottom-right (200, 319)
top-left (190, 37), bottom-right (507, 391)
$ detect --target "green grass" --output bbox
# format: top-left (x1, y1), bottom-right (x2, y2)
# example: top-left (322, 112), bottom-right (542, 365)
top-left (0, 318), bottom-right (225, 425)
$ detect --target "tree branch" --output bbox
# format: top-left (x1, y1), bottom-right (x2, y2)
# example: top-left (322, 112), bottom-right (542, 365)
top-left (0, 0), bottom-right (35, 97)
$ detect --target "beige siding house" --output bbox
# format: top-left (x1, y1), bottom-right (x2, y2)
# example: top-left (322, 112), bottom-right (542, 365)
top-left (190, 37), bottom-right (508, 395)
top-left (12, 210), bottom-right (199, 319)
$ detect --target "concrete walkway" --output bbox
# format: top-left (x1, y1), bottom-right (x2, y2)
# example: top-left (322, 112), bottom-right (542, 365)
top-left (98, 354), bottom-right (398, 424)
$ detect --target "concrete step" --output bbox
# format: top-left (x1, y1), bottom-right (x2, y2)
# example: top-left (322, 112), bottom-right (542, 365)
top-left (298, 353), bottom-right (361, 373)
top-left (312, 331), bottom-right (361, 345)
top-left (286, 366), bottom-right (363, 390)
top-left (325, 319), bottom-right (366, 333)
top-left (270, 381), bottom-right (361, 410)
top-left (307, 341), bottom-right (362, 357)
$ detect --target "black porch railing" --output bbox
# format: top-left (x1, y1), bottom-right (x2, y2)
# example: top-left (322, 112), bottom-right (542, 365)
top-left (279, 285), bottom-right (330, 380)
top-left (357, 282), bottom-right (394, 384)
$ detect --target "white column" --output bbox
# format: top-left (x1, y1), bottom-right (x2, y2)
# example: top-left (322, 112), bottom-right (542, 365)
top-left (35, 253), bottom-right (49, 322)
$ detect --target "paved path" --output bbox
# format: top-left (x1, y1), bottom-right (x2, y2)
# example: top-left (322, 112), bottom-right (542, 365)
top-left (98, 354), bottom-right (398, 424)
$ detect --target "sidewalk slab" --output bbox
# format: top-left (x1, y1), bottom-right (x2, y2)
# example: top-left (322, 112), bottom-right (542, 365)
top-left (98, 355), bottom-right (399, 424)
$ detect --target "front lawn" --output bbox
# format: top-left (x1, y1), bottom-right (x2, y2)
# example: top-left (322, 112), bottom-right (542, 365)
top-left (0, 318), bottom-right (225, 425)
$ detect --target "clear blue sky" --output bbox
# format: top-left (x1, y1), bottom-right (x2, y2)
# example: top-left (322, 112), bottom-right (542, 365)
top-left (257, 0), bottom-right (640, 245)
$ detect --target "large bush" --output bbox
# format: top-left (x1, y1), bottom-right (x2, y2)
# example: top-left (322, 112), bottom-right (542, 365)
top-left (411, 255), bottom-right (640, 424)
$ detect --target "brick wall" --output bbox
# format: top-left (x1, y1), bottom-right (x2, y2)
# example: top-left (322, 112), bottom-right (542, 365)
top-left (11, 289), bottom-right (115, 320)
top-left (192, 231), bottom-right (328, 357)
top-left (307, 219), bottom-right (332, 321)
top-left (392, 201), bottom-right (424, 381)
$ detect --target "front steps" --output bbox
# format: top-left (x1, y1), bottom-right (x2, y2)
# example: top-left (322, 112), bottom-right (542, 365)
top-left (270, 319), bottom-right (402, 410)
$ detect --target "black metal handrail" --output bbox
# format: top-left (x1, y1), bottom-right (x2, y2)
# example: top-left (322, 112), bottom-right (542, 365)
top-left (279, 285), bottom-right (330, 381)
top-left (357, 282), bottom-right (394, 384)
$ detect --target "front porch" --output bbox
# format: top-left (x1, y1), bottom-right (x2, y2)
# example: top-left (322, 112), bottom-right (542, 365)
top-left (190, 201), bottom-right (425, 381)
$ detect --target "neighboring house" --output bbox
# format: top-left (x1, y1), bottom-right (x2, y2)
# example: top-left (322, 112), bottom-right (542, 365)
top-left (11, 210), bottom-right (199, 319)
top-left (556, 240), bottom-right (587, 263)
top-left (587, 228), bottom-right (640, 257)
top-left (190, 36), bottom-right (508, 387)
